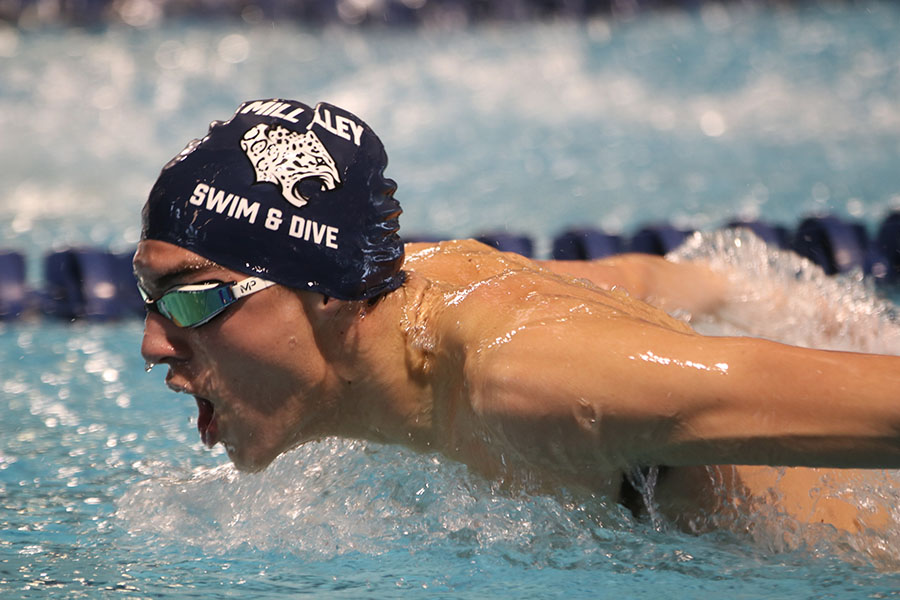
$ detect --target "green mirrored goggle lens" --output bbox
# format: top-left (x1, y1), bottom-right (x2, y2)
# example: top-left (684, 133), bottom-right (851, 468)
top-left (157, 285), bottom-right (234, 327)
top-left (139, 277), bottom-right (274, 328)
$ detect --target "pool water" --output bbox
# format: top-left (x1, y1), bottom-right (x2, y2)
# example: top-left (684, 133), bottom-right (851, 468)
top-left (3, 2), bottom-right (900, 597)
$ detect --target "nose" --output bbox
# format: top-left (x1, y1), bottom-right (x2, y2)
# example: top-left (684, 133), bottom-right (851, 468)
top-left (141, 310), bottom-right (191, 366)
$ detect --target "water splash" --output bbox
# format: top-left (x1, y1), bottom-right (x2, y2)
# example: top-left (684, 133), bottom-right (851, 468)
top-left (668, 229), bottom-right (900, 354)
top-left (115, 438), bottom-right (635, 562)
top-left (666, 229), bottom-right (900, 566)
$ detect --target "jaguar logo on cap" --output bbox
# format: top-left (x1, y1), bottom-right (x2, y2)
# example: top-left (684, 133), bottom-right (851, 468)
top-left (240, 123), bottom-right (341, 209)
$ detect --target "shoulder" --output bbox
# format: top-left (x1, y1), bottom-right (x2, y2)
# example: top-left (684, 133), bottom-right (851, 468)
top-left (403, 239), bottom-right (534, 282)
top-left (404, 239), bottom-right (690, 330)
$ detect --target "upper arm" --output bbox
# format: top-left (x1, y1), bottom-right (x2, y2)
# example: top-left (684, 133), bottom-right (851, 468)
top-left (468, 313), bottom-right (900, 472)
top-left (468, 314), bottom-right (710, 472)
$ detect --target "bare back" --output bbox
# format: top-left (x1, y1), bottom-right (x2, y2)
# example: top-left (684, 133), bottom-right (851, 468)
top-left (396, 240), bottom-right (900, 533)
top-left (399, 240), bottom-right (699, 495)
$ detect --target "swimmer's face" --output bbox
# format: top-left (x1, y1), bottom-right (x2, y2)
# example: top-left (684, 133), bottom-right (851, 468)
top-left (134, 239), bottom-right (342, 471)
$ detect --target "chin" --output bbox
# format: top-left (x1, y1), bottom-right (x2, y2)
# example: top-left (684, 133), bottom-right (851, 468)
top-left (226, 444), bottom-right (278, 473)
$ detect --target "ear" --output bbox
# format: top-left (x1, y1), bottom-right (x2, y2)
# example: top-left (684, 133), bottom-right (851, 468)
top-left (314, 293), bottom-right (345, 317)
top-left (299, 292), bottom-right (358, 329)
top-left (297, 293), bottom-right (365, 363)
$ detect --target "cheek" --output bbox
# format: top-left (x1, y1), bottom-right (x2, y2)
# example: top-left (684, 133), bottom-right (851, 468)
top-left (195, 300), bottom-right (313, 376)
top-left (187, 293), bottom-right (337, 428)
top-left (193, 318), bottom-right (328, 414)
top-left (202, 342), bottom-right (305, 415)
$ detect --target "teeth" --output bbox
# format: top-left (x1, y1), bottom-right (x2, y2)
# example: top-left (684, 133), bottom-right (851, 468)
top-left (166, 381), bottom-right (190, 394)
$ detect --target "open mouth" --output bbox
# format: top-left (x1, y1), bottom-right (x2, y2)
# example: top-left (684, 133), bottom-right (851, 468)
top-left (195, 397), bottom-right (218, 448)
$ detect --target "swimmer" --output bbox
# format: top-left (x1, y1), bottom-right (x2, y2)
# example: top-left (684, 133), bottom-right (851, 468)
top-left (135, 99), bottom-right (900, 534)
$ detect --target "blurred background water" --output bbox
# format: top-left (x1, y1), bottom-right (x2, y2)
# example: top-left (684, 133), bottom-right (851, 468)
top-left (3, 1), bottom-right (900, 597)
top-left (3, 0), bottom-right (900, 263)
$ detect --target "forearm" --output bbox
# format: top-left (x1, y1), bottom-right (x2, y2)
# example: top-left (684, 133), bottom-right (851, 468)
top-left (629, 337), bottom-right (900, 469)
top-left (540, 254), bottom-right (730, 316)
top-left (480, 324), bottom-right (900, 473)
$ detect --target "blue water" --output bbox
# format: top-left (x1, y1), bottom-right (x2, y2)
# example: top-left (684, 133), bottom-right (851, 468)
top-left (4, 2), bottom-right (900, 597)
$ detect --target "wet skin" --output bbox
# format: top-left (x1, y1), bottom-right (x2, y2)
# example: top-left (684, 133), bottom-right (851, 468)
top-left (136, 238), bottom-right (900, 532)
top-left (135, 240), bottom-right (349, 471)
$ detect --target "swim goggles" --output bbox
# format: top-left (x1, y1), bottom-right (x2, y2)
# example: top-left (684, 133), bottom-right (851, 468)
top-left (139, 276), bottom-right (276, 328)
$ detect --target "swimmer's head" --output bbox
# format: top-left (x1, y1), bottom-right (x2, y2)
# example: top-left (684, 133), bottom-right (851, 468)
top-left (141, 99), bottom-right (404, 300)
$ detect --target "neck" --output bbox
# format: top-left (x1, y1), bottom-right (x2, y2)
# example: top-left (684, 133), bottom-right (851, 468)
top-left (327, 279), bottom-right (438, 452)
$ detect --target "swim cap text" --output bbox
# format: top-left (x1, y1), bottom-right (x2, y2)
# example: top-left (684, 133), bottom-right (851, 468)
top-left (289, 215), bottom-right (339, 249)
top-left (240, 100), bottom-right (305, 124)
top-left (190, 183), bottom-right (259, 223)
top-left (313, 107), bottom-right (363, 146)
top-left (190, 183), bottom-right (339, 250)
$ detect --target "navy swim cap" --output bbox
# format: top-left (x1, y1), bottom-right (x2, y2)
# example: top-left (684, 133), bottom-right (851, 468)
top-left (142, 99), bottom-right (404, 300)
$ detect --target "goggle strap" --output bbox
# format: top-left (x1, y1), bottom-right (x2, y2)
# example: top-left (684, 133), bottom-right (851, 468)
top-left (231, 278), bottom-right (276, 300)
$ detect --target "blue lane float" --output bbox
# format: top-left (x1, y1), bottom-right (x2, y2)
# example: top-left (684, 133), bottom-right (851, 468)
top-left (874, 212), bottom-right (900, 283)
top-left (726, 220), bottom-right (791, 249)
top-left (629, 225), bottom-right (692, 256)
top-left (792, 216), bottom-right (869, 276)
top-left (0, 0), bottom-right (728, 28)
top-left (2, 211), bottom-right (900, 322)
top-left (552, 229), bottom-right (624, 260)
top-left (43, 248), bottom-right (141, 321)
top-left (0, 251), bottom-right (27, 320)
top-left (475, 232), bottom-right (534, 257)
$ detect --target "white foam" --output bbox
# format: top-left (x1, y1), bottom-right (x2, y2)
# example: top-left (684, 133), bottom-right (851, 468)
top-left (669, 229), bottom-right (900, 354)
top-left (115, 438), bottom-right (629, 559)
